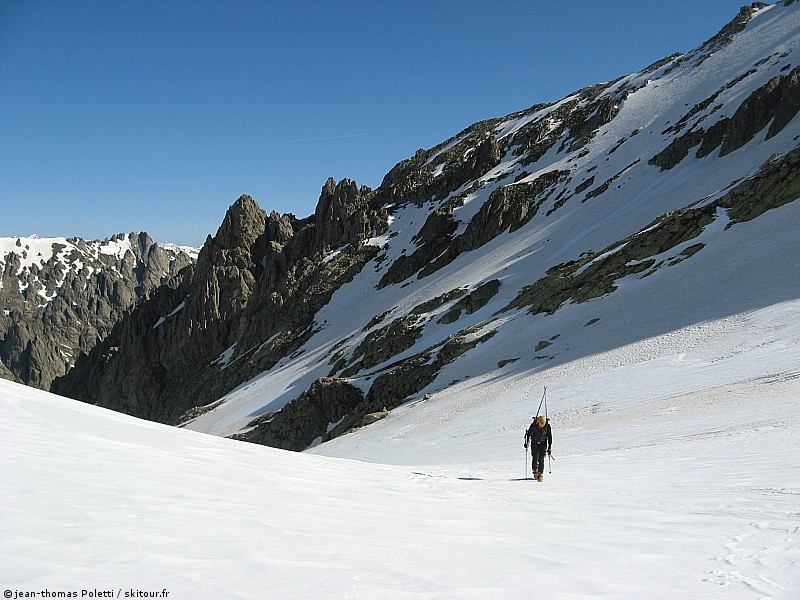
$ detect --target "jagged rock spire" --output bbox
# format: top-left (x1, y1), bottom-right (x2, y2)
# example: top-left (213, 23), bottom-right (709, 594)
top-left (215, 194), bottom-right (267, 250)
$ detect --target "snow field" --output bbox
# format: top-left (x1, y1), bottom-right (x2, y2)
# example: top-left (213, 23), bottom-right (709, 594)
top-left (3, 297), bottom-right (800, 598)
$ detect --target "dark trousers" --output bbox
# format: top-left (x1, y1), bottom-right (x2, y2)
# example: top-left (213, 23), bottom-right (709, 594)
top-left (531, 443), bottom-right (547, 473)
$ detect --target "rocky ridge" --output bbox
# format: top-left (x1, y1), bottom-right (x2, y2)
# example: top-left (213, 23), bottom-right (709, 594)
top-left (53, 181), bottom-right (389, 423)
top-left (0, 233), bottom-right (195, 388)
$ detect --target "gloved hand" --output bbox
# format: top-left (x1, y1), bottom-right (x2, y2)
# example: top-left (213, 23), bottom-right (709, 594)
top-left (547, 449), bottom-right (551, 455)
top-left (524, 444), bottom-right (528, 449)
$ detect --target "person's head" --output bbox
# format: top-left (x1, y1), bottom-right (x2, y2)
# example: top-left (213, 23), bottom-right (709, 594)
top-left (536, 415), bottom-right (547, 427)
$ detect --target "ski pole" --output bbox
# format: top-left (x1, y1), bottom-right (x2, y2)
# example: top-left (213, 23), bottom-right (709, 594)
top-left (525, 444), bottom-right (529, 480)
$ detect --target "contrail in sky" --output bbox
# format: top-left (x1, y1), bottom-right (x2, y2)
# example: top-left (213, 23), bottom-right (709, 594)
top-left (263, 133), bottom-right (371, 145)
top-left (168, 133), bottom-right (371, 154)
top-left (207, 133), bottom-right (371, 151)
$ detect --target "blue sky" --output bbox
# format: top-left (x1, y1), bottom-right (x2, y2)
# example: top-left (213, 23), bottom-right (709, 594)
top-left (1, 0), bottom-right (749, 247)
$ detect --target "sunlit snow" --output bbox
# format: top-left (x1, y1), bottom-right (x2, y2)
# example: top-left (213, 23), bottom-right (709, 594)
top-left (2, 297), bottom-right (799, 598)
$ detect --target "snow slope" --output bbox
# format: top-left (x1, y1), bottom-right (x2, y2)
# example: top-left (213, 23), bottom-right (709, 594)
top-left (3, 296), bottom-right (799, 598)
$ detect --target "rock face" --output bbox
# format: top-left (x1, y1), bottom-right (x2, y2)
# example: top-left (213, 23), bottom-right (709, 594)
top-left (32, 2), bottom-right (800, 452)
top-left (53, 185), bottom-right (389, 424)
top-left (237, 378), bottom-right (364, 451)
top-left (0, 233), bottom-right (195, 389)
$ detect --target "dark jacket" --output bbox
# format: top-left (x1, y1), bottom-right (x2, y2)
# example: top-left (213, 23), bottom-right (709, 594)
top-left (525, 421), bottom-right (552, 451)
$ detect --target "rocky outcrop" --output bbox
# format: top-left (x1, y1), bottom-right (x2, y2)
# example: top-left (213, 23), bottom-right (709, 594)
top-left (375, 121), bottom-right (503, 210)
top-left (378, 170), bottom-right (572, 289)
top-left (698, 3), bottom-right (770, 55)
top-left (275, 323), bottom-right (498, 450)
top-left (352, 325), bottom-right (498, 418)
top-left (722, 144), bottom-right (800, 223)
top-left (377, 208), bottom-right (459, 288)
top-left (438, 280), bottom-right (500, 324)
top-left (651, 66), bottom-right (800, 170)
top-left (374, 76), bottom-right (636, 289)
top-left (0, 233), bottom-right (195, 389)
top-left (312, 178), bottom-right (384, 253)
top-left (502, 204), bottom-right (711, 316)
top-left (238, 378), bottom-right (365, 451)
top-left (336, 314), bottom-right (425, 378)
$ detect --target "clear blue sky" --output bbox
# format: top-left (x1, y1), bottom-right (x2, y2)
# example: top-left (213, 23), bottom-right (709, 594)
top-left (1, 0), bottom-right (749, 247)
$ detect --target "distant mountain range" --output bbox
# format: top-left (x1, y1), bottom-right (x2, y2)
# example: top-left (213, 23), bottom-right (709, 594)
top-left (4, 1), bottom-right (799, 452)
top-left (0, 233), bottom-right (196, 388)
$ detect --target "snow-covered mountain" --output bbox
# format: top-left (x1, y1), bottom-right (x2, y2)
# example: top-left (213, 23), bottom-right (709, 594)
top-left (51, 2), bottom-right (800, 455)
top-left (3, 4), bottom-right (800, 597)
top-left (0, 233), bottom-right (196, 388)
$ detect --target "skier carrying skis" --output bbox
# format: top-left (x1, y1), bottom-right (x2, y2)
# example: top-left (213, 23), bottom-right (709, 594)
top-left (524, 415), bottom-right (552, 481)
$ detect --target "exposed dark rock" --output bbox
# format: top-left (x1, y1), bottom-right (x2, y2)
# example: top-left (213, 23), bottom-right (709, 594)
top-left (650, 129), bottom-right (705, 171)
top-left (720, 66), bottom-right (800, 155)
top-left (652, 66), bottom-right (800, 170)
top-left (377, 208), bottom-right (458, 288)
top-left (583, 161), bottom-right (640, 202)
top-left (508, 114), bottom-right (554, 157)
top-left (698, 3), bottom-right (769, 57)
top-left (410, 289), bottom-right (467, 316)
top-left (312, 178), bottom-right (382, 253)
top-left (502, 203), bottom-right (711, 316)
top-left (373, 120), bottom-right (502, 211)
top-left (417, 171), bottom-right (571, 281)
top-left (438, 280), bottom-right (500, 324)
top-left (237, 378), bottom-right (364, 451)
top-left (575, 177), bottom-right (596, 194)
top-left (663, 70), bottom-right (757, 136)
top-left (239, 320), bottom-right (497, 451)
top-left (482, 174), bottom-right (568, 234)
top-left (567, 94), bottom-right (622, 152)
top-left (721, 143), bottom-right (800, 223)
top-left (332, 326), bottom-right (499, 438)
top-left (337, 314), bottom-right (425, 378)
top-left (497, 358), bottom-right (519, 368)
